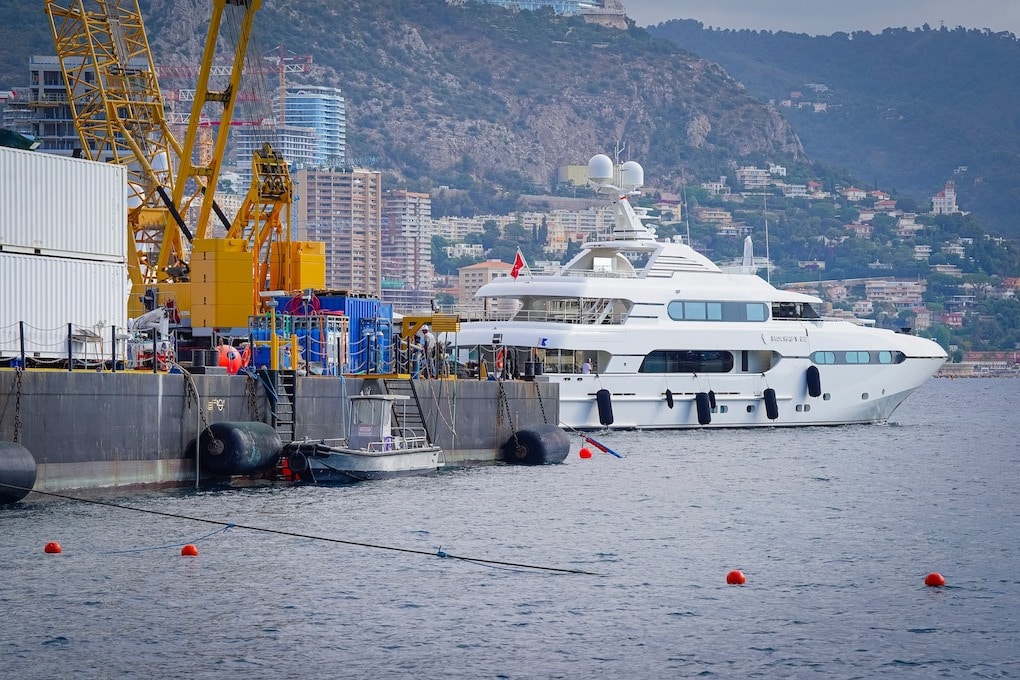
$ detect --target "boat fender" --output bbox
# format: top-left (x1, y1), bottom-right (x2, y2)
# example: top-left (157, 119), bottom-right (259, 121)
top-left (0, 441), bottom-right (37, 504)
top-left (502, 424), bottom-right (570, 465)
top-left (806, 366), bottom-right (822, 398)
top-left (695, 392), bottom-right (712, 426)
top-left (665, 389), bottom-right (674, 409)
top-left (763, 388), bottom-right (780, 420)
top-left (596, 389), bottom-right (614, 426)
top-left (708, 390), bottom-right (717, 409)
top-left (196, 422), bottom-right (283, 476)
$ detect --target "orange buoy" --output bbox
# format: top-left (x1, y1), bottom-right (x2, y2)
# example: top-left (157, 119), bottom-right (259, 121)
top-left (726, 569), bottom-right (746, 585)
top-left (181, 544), bottom-right (199, 557)
top-left (44, 541), bottom-right (62, 554)
top-left (579, 447), bottom-right (593, 459)
top-left (924, 572), bottom-right (946, 587)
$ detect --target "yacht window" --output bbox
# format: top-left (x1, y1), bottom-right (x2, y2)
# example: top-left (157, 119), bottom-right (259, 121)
top-left (772, 302), bottom-right (820, 320)
top-left (639, 350), bottom-right (733, 373)
top-left (811, 350), bottom-right (905, 365)
top-left (593, 256), bottom-right (614, 273)
top-left (685, 302), bottom-right (707, 320)
top-left (745, 303), bottom-right (767, 321)
top-left (667, 301), bottom-right (768, 322)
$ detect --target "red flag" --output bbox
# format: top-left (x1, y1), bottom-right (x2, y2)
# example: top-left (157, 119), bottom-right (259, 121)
top-left (510, 249), bottom-right (526, 279)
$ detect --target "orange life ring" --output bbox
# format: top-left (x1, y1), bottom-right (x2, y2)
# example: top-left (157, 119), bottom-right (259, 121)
top-left (496, 347), bottom-right (505, 371)
top-left (240, 344), bottom-right (252, 367)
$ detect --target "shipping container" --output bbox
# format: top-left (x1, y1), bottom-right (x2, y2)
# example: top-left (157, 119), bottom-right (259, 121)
top-left (0, 253), bottom-right (128, 361)
top-left (0, 147), bottom-right (126, 261)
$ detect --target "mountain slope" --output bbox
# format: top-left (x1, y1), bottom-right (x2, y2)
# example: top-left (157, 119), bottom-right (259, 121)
top-left (2, 0), bottom-right (802, 202)
top-left (647, 20), bottom-right (1020, 237)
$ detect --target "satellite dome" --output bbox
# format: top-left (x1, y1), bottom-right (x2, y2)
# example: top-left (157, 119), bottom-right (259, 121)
top-left (587, 154), bottom-right (614, 184)
top-left (620, 160), bottom-right (644, 190)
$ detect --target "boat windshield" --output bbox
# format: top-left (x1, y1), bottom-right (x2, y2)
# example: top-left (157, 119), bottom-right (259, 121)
top-left (511, 296), bottom-right (631, 324)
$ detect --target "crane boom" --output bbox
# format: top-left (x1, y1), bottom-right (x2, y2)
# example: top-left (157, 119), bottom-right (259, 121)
top-left (45, 0), bottom-right (325, 333)
top-left (44, 0), bottom-right (189, 286)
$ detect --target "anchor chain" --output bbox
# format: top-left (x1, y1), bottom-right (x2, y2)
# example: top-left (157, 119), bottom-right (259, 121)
top-left (13, 367), bottom-right (23, 443)
top-left (498, 380), bottom-right (523, 457)
top-left (245, 372), bottom-right (261, 421)
top-left (533, 380), bottom-right (549, 424)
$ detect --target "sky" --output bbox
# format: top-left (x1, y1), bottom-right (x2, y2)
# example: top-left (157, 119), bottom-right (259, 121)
top-left (622, 0), bottom-right (1020, 36)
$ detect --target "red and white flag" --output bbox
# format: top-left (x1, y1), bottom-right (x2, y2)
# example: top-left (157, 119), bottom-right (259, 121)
top-left (510, 249), bottom-right (527, 279)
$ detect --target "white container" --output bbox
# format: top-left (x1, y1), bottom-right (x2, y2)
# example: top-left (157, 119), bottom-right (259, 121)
top-left (0, 252), bottom-right (128, 360)
top-left (0, 147), bottom-right (126, 261)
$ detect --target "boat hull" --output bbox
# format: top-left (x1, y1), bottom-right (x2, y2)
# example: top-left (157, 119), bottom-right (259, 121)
top-left (553, 356), bottom-right (946, 429)
top-left (285, 441), bottom-right (443, 484)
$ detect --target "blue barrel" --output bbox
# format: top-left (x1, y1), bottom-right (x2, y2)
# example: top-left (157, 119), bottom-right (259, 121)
top-left (0, 441), bottom-right (37, 504)
top-left (197, 422), bottom-right (283, 476)
top-left (502, 424), bottom-right (570, 465)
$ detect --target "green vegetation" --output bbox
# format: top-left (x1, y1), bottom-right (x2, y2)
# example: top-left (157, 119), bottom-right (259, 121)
top-left (647, 20), bottom-right (1020, 239)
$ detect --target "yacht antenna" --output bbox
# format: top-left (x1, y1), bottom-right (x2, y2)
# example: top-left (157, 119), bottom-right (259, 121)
top-left (682, 180), bottom-right (692, 245)
top-left (763, 191), bottom-right (772, 283)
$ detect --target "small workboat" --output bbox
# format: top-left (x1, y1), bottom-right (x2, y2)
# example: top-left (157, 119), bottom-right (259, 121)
top-left (281, 394), bottom-right (443, 483)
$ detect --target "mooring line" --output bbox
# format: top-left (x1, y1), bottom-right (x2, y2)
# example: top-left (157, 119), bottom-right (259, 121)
top-left (2, 483), bottom-right (600, 576)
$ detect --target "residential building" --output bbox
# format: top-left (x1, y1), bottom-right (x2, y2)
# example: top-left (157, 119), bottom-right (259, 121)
top-left (297, 167), bottom-right (383, 297)
top-left (3, 56), bottom-right (93, 156)
top-left (735, 166), bottom-right (769, 189)
top-left (842, 186), bottom-right (866, 201)
top-left (235, 85), bottom-right (345, 180)
top-left (865, 279), bottom-right (926, 306)
top-left (701, 176), bottom-right (730, 195)
top-left (457, 259), bottom-right (515, 319)
top-left (381, 190), bottom-right (435, 313)
top-left (931, 180), bottom-right (960, 215)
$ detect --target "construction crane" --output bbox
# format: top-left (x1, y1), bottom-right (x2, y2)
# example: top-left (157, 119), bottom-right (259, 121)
top-left (43, 0), bottom-right (325, 332)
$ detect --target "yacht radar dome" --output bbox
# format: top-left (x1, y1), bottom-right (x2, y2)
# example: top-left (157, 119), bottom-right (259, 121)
top-left (587, 154), bottom-right (614, 184)
top-left (620, 160), bottom-right (644, 192)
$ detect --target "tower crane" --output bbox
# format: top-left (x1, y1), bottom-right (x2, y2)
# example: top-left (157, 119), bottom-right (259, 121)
top-left (43, 0), bottom-right (325, 334)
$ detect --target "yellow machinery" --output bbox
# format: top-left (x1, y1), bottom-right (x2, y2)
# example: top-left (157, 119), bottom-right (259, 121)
top-left (44, 0), bottom-right (325, 331)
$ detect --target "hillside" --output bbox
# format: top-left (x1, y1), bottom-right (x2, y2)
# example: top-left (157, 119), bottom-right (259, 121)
top-left (1, 0), bottom-right (802, 210)
top-left (647, 20), bottom-right (1020, 238)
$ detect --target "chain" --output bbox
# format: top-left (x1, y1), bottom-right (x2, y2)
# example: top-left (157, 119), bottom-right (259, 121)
top-left (533, 380), bottom-right (549, 424)
top-left (245, 372), bottom-right (261, 421)
top-left (498, 380), bottom-right (523, 457)
top-left (13, 367), bottom-right (23, 443)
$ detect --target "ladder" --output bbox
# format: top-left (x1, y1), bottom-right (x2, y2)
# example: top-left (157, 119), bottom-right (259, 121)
top-left (273, 370), bottom-right (296, 441)
top-left (383, 378), bottom-right (431, 442)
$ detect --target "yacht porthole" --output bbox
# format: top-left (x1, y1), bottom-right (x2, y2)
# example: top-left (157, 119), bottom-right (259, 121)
top-left (720, 405), bottom-right (727, 414)
top-left (746, 404), bottom-right (755, 413)
top-left (803, 404), bottom-right (810, 412)
top-left (795, 404), bottom-right (803, 412)
top-left (823, 393), bottom-right (831, 401)
top-left (861, 392), bottom-right (869, 400)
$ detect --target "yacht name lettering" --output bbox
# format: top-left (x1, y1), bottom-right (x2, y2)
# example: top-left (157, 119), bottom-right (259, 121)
top-left (770, 335), bottom-right (807, 343)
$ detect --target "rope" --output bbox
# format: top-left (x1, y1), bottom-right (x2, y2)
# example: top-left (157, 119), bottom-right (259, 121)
top-left (99, 525), bottom-right (234, 554)
top-left (2, 484), bottom-right (599, 576)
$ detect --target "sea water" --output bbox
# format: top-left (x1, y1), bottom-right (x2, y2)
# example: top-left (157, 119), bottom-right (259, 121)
top-left (2, 378), bottom-right (1018, 678)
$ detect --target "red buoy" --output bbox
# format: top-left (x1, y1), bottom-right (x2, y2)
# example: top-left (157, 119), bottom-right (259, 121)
top-left (181, 544), bottom-right (199, 557)
top-left (44, 541), bottom-right (62, 554)
top-left (726, 569), bottom-right (746, 585)
top-left (924, 572), bottom-right (946, 587)
top-left (579, 447), bottom-right (593, 459)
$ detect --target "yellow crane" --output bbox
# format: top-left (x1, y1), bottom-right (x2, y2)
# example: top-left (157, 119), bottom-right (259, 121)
top-left (44, 0), bottom-right (325, 331)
